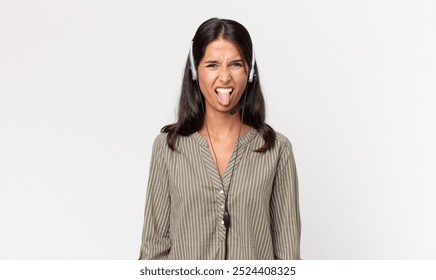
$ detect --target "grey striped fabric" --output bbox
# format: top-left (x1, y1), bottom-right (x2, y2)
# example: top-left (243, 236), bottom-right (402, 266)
top-left (139, 128), bottom-right (301, 260)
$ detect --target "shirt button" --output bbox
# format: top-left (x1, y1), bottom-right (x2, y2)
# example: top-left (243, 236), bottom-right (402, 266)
top-left (221, 220), bottom-right (224, 225)
top-left (220, 204), bottom-right (224, 209)
top-left (219, 190), bottom-right (224, 194)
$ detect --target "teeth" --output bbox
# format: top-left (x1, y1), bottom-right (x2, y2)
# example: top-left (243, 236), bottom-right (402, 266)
top-left (215, 88), bottom-right (233, 94)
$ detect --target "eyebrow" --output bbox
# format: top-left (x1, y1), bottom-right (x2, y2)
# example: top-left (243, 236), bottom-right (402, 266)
top-left (203, 59), bottom-right (244, 64)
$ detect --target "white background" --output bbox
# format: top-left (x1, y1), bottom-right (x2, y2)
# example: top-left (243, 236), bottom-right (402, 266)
top-left (1, 0), bottom-right (435, 259)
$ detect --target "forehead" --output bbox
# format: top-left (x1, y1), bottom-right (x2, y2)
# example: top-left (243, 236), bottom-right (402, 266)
top-left (201, 38), bottom-right (242, 60)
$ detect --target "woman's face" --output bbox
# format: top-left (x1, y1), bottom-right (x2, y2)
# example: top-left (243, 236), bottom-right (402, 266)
top-left (197, 38), bottom-right (248, 115)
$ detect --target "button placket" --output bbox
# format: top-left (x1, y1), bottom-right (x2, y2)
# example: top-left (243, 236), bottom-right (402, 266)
top-left (217, 190), bottom-right (226, 230)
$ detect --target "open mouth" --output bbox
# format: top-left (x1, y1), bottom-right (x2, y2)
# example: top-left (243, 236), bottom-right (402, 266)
top-left (215, 88), bottom-right (233, 106)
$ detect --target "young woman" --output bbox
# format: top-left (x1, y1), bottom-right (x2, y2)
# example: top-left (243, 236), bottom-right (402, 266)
top-left (139, 18), bottom-right (301, 260)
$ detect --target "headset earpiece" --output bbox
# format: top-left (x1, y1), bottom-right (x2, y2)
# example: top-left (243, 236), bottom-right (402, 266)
top-left (248, 48), bottom-right (256, 83)
top-left (189, 41), bottom-right (197, 81)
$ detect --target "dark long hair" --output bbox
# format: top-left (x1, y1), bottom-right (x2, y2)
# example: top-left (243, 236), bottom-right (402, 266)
top-left (162, 18), bottom-right (275, 152)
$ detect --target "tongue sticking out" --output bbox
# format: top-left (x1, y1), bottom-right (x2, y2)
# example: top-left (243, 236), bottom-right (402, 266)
top-left (217, 92), bottom-right (230, 105)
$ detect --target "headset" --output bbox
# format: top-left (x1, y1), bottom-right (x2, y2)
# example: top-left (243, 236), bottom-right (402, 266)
top-left (189, 40), bottom-right (256, 83)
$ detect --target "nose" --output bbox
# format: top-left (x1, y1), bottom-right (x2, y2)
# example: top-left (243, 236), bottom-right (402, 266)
top-left (218, 67), bottom-right (231, 83)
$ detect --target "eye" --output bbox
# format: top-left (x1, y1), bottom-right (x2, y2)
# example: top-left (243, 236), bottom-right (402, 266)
top-left (206, 63), bottom-right (218, 68)
top-left (231, 62), bottom-right (243, 67)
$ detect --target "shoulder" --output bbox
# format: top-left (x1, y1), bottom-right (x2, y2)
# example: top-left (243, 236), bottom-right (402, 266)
top-left (152, 132), bottom-right (199, 152)
top-left (270, 130), bottom-right (295, 156)
top-left (270, 131), bottom-right (297, 171)
top-left (153, 132), bottom-right (168, 146)
top-left (150, 132), bottom-right (168, 149)
top-left (274, 131), bottom-right (293, 147)
top-left (150, 133), bottom-right (170, 154)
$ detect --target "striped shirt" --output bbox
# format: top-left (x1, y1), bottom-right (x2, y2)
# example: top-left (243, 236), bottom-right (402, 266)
top-left (139, 128), bottom-right (301, 260)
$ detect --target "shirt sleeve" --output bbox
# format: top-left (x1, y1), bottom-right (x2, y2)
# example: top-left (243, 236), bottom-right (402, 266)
top-left (270, 138), bottom-right (301, 260)
top-left (139, 136), bottom-right (171, 260)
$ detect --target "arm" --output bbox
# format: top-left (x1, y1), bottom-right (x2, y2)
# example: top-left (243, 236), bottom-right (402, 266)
top-left (270, 138), bottom-right (301, 260)
top-left (139, 136), bottom-right (171, 259)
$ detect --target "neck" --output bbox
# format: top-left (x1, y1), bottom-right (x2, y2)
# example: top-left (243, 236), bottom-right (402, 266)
top-left (200, 110), bottom-right (242, 139)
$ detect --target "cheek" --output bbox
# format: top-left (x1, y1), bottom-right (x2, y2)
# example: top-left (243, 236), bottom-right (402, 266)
top-left (236, 75), bottom-right (248, 92)
top-left (198, 71), bottom-right (214, 91)
top-left (198, 79), bottom-right (213, 98)
top-left (236, 69), bottom-right (249, 88)
top-left (197, 72), bottom-right (206, 90)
